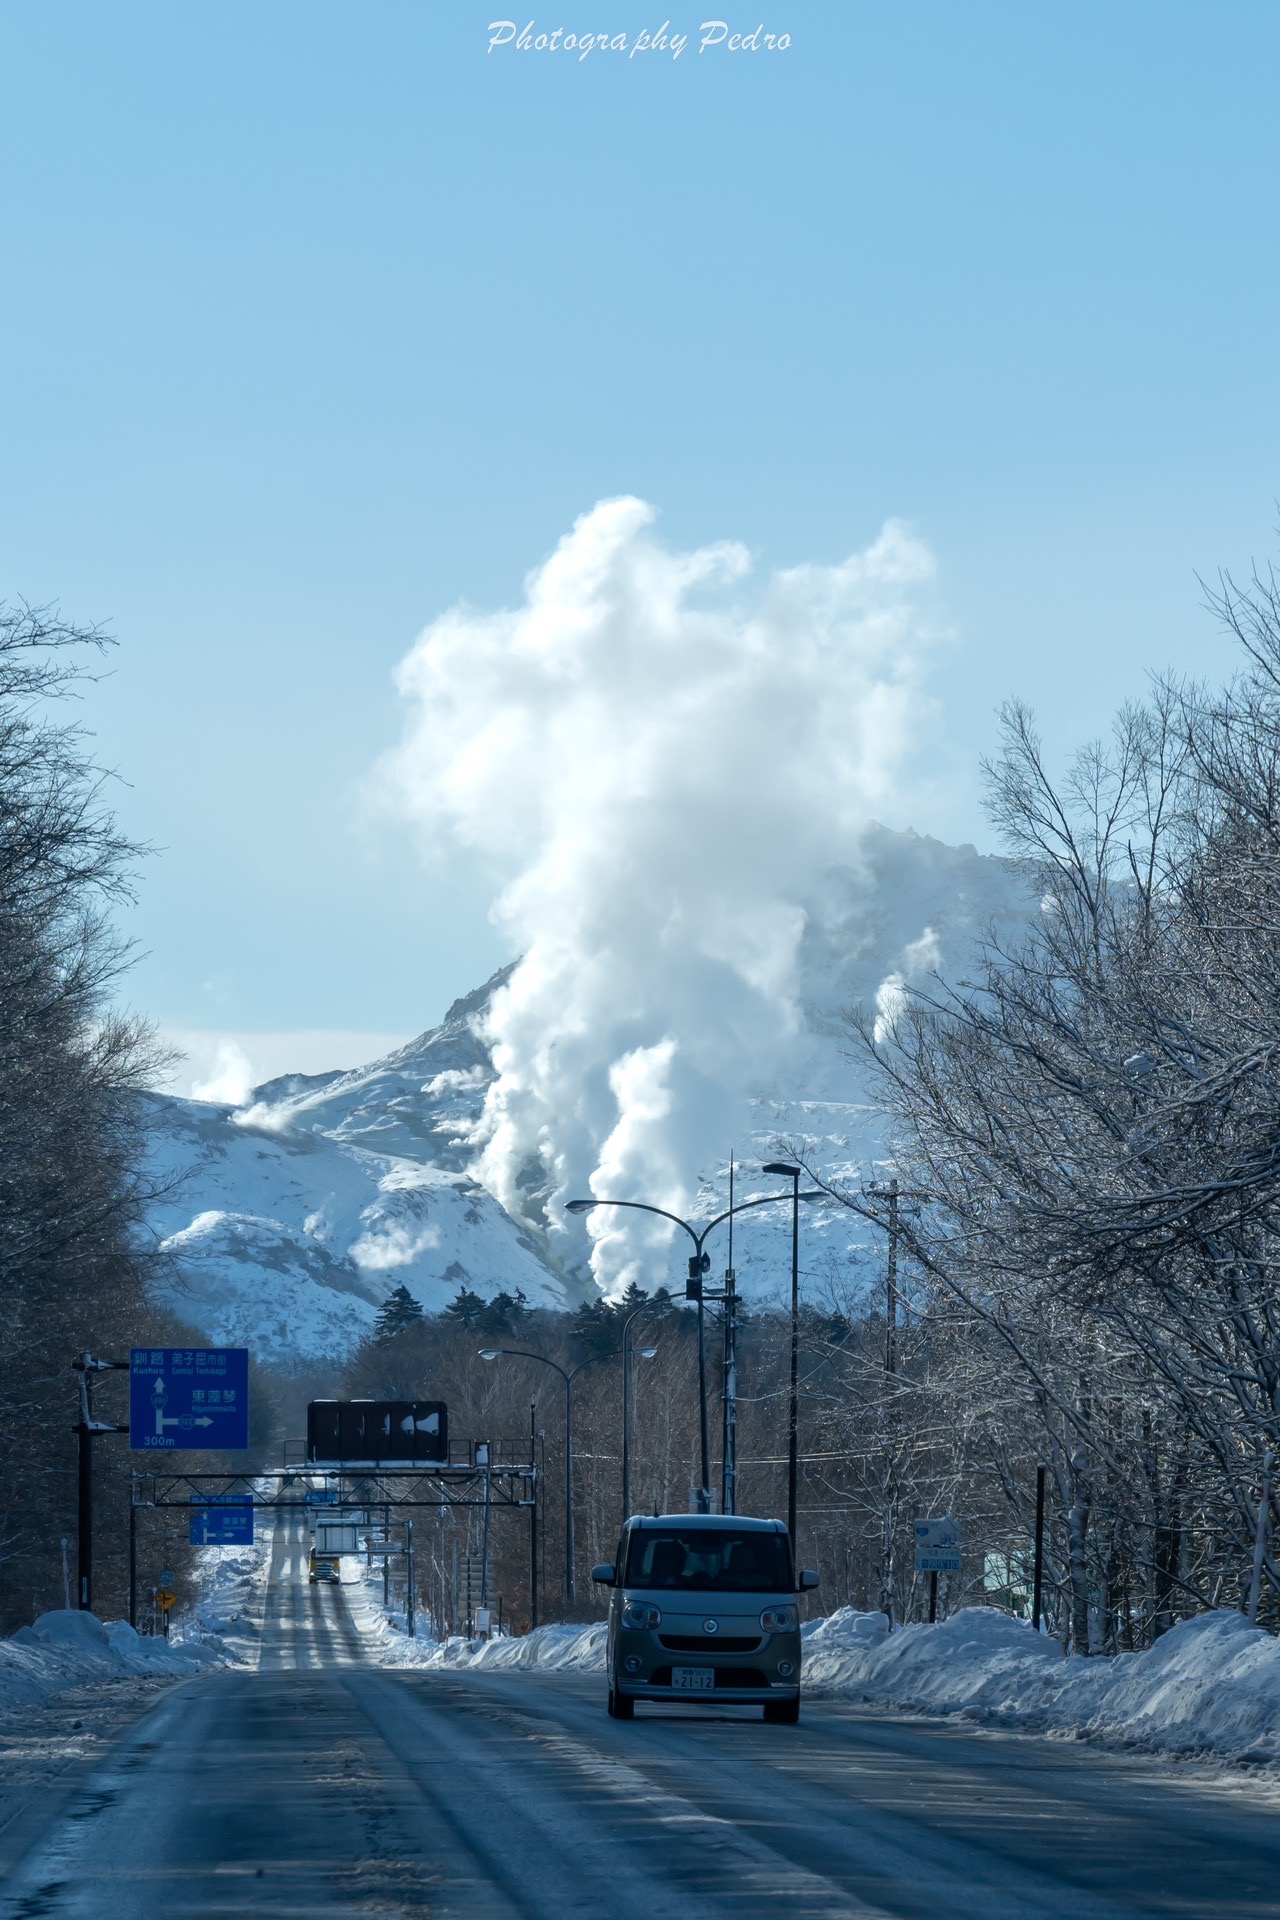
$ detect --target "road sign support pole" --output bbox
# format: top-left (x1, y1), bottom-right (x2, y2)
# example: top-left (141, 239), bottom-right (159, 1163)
top-left (929, 1570), bottom-right (938, 1624)
top-left (406, 1520), bottom-right (415, 1638)
top-left (128, 1501), bottom-right (137, 1630)
top-left (1032, 1463), bottom-right (1046, 1631)
top-left (529, 1400), bottom-right (539, 1631)
top-left (73, 1355), bottom-right (131, 1614)
top-left (77, 1404), bottom-right (93, 1611)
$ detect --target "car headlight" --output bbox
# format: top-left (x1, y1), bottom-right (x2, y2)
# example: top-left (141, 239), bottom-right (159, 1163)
top-left (760, 1605), bottom-right (798, 1633)
top-left (622, 1601), bottom-right (661, 1630)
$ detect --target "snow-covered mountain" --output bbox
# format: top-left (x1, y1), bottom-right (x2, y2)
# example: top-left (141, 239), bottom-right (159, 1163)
top-left (145, 827), bottom-right (1032, 1367)
top-left (145, 971), bottom-right (575, 1365)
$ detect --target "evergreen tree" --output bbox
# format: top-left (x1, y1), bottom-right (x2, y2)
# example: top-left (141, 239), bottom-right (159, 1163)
top-left (442, 1285), bottom-right (488, 1329)
top-left (374, 1283), bottom-right (424, 1341)
top-left (475, 1288), bottom-right (529, 1338)
top-left (572, 1295), bottom-right (620, 1359)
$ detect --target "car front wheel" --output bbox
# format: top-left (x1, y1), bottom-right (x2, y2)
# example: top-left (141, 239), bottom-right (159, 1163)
top-left (607, 1684), bottom-right (635, 1720)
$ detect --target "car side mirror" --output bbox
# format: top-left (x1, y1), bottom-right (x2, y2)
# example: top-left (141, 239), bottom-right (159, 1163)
top-left (799, 1568), bottom-right (820, 1591)
top-left (591, 1563), bottom-right (616, 1585)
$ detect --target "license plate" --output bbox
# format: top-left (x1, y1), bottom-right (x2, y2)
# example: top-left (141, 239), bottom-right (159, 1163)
top-left (671, 1667), bottom-right (714, 1691)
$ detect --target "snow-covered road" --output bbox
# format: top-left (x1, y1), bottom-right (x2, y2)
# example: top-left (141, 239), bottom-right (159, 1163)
top-left (255, 1512), bottom-right (368, 1671)
top-left (5, 1537), bottom-right (1280, 1917)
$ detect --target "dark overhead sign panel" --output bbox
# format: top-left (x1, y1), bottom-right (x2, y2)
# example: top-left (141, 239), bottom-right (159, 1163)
top-left (306, 1400), bottom-right (448, 1464)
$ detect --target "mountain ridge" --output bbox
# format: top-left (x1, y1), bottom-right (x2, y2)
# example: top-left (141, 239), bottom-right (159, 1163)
top-left (144, 828), bottom-right (1031, 1365)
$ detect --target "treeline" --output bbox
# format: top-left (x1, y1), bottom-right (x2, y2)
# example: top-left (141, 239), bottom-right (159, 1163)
top-left (343, 1283), bottom-right (986, 1634)
top-left (815, 566), bottom-right (1280, 1651)
top-left (0, 607), bottom-right (268, 1632)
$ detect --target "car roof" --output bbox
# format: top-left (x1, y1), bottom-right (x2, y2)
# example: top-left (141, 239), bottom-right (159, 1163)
top-left (624, 1512), bottom-right (786, 1532)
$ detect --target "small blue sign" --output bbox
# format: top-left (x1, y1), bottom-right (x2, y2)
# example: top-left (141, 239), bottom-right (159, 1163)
top-left (305, 1489), bottom-right (339, 1505)
top-left (189, 1496), bottom-right (254, 1546)
top-left (130, 1349), bottom-right (250, 1451)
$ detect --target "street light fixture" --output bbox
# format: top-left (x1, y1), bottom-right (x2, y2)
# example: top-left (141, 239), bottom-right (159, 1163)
top-left (762, 1162), bottom-right (802, 1553)
top-left (479, 1346), bottom-right (604, 1602)
top-left (564, 1183), bottom-right (820, 1514)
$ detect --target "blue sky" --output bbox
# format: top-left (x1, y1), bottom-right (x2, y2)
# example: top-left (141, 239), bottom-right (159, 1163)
top-left (2, 1), bottom-right (1278, 1082)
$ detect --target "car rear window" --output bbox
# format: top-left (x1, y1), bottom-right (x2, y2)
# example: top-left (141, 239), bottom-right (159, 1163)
top-left (624, 1527), bottom-right (792, 1592)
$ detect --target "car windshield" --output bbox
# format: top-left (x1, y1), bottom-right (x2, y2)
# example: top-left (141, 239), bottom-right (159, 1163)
top-left (624, 1527), bottom-right (792, 1593)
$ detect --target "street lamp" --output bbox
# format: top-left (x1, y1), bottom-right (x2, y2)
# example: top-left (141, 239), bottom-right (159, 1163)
top-left (621, 1307), bottom-right (659, 1525)
top-left (762, 1162), bottom-right (802, 1552)
top-left (480, 1347), bottom-right (602, 1603)
top-left (565, 1184), bottom-right (820, 1514)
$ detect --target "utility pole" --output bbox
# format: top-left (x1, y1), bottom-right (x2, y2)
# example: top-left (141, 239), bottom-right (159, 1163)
top-left (864, 1180), bottom-right (922, 1377)
top-left (885, 1180), bottom-right (899, 1376)
top-left (72, 1354), bottom-right (129, 1613)
top-left (722, 1158), bottom-right (738, 1517)
top-left (763, 1163), bottom-right (803, 1554)
top-left (721, 1264), bottom-right (738, 1517)
top-left (863, 1180), bottom-right (921, 1624)
top-left (1032, 1464), bottom-right (1046, 1631)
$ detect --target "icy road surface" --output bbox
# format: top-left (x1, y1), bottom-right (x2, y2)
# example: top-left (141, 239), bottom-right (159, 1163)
top-left (4, 1532), bottom-right (1280, 1917)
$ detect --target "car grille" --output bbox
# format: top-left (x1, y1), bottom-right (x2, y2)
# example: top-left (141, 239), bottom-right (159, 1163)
top-left (650, 1666), bottom-right (770, 1689)
top-left (658, 1634), bottom-right (763, 1654)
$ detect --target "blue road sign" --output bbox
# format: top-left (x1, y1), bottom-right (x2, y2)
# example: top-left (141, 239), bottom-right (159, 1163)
top-left (305, 1489), bottom-right (339, 1505)
top-left (189, 1496), bottom-right (254, 1546)
top-left (130, 1349), bottom-right (249, 1451)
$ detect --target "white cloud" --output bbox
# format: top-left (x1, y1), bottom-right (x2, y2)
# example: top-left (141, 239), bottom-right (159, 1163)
top-left (375, 496), bottom-right (940, 1292)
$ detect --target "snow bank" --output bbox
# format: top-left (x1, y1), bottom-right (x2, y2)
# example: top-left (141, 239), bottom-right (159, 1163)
top-left (338, 1564), bottom-right (441, 1669)
top-left (426, 1621), bottom-right (608, 1673)
top-left (0, 1610), bottom-right (223, 1715)
top-left (423, 1602), bottom-right (1280, 1761)
top-left (804, 1604), bottom-right (1280, 1761)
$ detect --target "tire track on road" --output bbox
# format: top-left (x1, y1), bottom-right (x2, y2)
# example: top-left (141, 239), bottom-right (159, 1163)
top-left (349, 1669), bottom-right (885, 1920)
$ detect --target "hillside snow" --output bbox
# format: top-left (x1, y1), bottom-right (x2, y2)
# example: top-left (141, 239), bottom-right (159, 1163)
top-left (146, 973), bottom-right (573, 1364)
top-left (146, 827), bottom-right (1031, 1366)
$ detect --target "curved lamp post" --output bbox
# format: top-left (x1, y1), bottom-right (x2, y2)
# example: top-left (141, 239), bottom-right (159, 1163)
top-left (565, 1185), bottom-right (820, 1514)
top-left (479, 1347), bottom-right (604, 1603)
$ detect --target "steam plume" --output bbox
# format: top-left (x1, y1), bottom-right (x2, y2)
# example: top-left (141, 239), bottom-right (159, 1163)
top-left (379, 498), bottom-right (938, 1292)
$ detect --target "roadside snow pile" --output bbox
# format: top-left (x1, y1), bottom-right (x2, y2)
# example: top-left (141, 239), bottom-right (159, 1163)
top-left (422, 1603), bottom-right (1280, 1760)
top-left (426, 1621), bottom-right (608, 1673)
top-left (805, 1604), bottom-right (1280, 1760)
top-left (340, 1564), bottom-right (440, 1669)
top-left (802, 1608), bottom-right (891, 1656)
top-left (804, 1605), bottom-right (1063, 1719)
top-left (0, 1609), bottom-right (223, 1715)
top-left (180, 1541), bottom-right (275, 1665)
